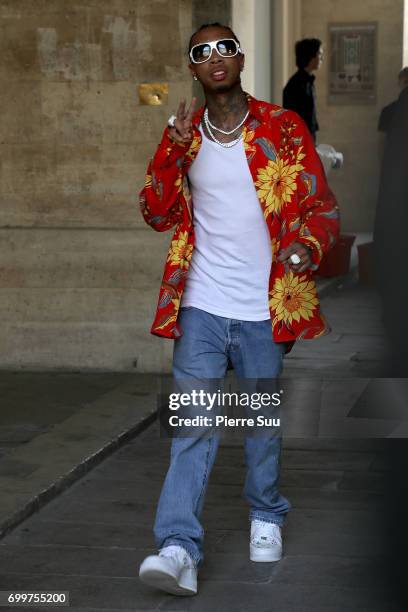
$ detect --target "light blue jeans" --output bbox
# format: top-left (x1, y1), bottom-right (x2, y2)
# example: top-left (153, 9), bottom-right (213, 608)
top-left (153, 306), bottom-right (291, 567)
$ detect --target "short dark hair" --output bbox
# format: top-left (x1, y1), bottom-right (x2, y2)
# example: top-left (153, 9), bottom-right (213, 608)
top-left (188, 22), bottom-right (240, 52)
top-left (295, 38), bottom-right (322, 69)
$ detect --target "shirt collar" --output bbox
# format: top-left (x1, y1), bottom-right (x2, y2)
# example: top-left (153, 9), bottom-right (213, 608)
top-left (192, 92), bottom-right (265, 126)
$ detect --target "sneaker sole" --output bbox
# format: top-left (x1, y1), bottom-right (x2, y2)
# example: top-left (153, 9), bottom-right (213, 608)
top-left (139, 560), bottom-right (197, 596)
top-left (250, 545), bottom-right (282, 563)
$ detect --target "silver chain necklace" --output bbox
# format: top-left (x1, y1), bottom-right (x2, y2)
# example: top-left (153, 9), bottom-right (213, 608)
top-left (203, 113), bottom-right (243, 148)
top-left (204, 107), bottom-right (249, 135)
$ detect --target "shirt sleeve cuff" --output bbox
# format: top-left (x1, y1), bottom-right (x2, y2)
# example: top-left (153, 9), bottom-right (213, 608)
top-left (296, 236), bottom-right (322, 270)
top-left (164, 128), bottom-right (191, 151)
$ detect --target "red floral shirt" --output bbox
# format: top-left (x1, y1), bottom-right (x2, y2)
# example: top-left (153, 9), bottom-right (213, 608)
top-left (139, 94), bottom-right (340, 346)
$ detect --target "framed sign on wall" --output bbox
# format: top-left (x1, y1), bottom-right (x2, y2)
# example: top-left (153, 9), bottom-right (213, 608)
top-left (328, 22), bottom-right (377, 105)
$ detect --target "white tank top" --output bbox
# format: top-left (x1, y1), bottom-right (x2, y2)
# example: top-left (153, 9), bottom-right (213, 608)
top-left (182, 124), bottom-right (272, 320)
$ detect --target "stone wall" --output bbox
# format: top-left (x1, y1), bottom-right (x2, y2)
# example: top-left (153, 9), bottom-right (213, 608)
top-left (0, 0), bottom-right (193, 371)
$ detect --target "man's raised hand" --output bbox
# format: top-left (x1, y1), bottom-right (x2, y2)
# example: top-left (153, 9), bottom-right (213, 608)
top-left (168, 97), bottom-right (197, 144)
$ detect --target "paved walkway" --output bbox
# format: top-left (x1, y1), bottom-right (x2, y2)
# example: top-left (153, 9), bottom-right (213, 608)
top-left (0, 279), bottom-right (404, 610)
top-left (0, 373), bottom-right (157, 538)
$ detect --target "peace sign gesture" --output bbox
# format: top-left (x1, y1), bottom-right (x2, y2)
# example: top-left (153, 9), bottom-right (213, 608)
top-left (168, 97), bottom-right (197, 145)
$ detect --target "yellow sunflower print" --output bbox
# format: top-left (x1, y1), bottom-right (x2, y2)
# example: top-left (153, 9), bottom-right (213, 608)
top-left (186, 135), bottom-right (201, 159)
top-left (255, 157), bottom-right (303, 219)
top-left (269, 271), bottom-right (318, 325)
top-left (271, 237), bottom-right (280, 262)
top-left (167, 231), bottom-right (193, 269)
top-left (174, 174), bottom-right (182, 193)
top-left (242, 128), bottom-right (256, 156)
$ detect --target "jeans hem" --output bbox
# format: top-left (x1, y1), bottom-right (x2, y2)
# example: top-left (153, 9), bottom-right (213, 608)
top-left (249, 511), bottom-right (286, 527)
top-left (160, 538), bottom-right (201, 568)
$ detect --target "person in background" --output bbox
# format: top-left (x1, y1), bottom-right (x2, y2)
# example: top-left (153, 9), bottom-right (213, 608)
top-left (378, 67), bottom-right (408, 135)
top-left (283, 38), bottom-right (323, 143)
top-left (377, 67), bottom-right (408, 161)
top-left (374, 78), bottom-right (408, 377)
top-left (374, 79), bottom-right (408, 610)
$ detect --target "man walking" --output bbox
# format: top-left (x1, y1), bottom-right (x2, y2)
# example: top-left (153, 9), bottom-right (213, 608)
top-left (138, 23), bottom-right (339, 596)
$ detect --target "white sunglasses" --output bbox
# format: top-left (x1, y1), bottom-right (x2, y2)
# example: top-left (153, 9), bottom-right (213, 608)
top-left (189, 38), bottom-right (243, 64)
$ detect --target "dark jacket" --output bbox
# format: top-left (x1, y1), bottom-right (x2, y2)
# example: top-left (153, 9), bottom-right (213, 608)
top-left (378, 100), bottom-right (398, 133)
top-left (373, 86), bottom-right (408, 373)
top-left (283, 69), bottom-right (319, 141)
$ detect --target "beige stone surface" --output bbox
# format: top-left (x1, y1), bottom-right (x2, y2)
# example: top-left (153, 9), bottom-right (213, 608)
top-left (0, 81), bottom-right (191, 227)
top-left (0, 228), bottom-right (170, 287)
top-left (0, 0), bottom-right (192, 369)
top-left (0, 322), bottom-right (172, 372)
top-left (301, 0), bottom-right (404, 232)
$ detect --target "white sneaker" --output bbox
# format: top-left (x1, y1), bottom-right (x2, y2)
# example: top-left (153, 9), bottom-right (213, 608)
top-left (139, 544), bottom-right (198, 596)
top-left (250, 519), bottom-right (283, 562)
